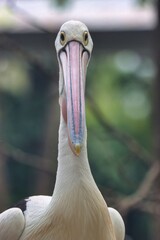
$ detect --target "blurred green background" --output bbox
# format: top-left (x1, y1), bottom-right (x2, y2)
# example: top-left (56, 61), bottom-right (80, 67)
top-left (0, 0), bottom-right (160, 239)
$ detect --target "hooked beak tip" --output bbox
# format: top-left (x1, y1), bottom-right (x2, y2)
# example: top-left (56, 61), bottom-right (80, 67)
top-left (68, 135), bottom-right (82, 157)
top-left (74, 144), bottom-right (81, 156)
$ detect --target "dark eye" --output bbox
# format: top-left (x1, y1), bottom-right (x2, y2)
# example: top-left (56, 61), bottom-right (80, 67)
top-left (83, 31), bottom-right (89, 46)
top-left (60, 31), bottom-right (66, 45)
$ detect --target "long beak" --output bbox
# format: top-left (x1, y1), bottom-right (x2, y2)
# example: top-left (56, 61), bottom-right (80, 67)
top-left (60, 41), bottom-right (89, 156)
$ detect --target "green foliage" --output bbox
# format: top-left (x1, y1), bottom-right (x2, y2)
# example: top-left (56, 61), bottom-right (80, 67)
top-left (86, 50), bottom-right (154, 197)
top-left (0, 55), bottom-right (54, 200)
top-left (50, 0), bottom-right (70, 7)
top-left (138, 0), bottom-right (156, 5)
top-left (87, 50), bottom-right (153, 143)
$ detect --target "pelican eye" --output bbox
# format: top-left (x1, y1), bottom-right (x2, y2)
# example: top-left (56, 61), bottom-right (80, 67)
top-left (83, 31), bottom-right (89, 46)
top-left (60, 31), bottom-right (66, 45)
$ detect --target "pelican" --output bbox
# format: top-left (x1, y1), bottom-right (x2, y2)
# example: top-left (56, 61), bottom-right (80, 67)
top-left (0, 20), bottom-right (125, 240)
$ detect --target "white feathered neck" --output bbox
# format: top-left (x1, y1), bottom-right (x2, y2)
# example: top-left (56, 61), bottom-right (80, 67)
top-left (53, 112), bottom-right (93, 195)
top-left (44, 113), bottom-right (116, 240)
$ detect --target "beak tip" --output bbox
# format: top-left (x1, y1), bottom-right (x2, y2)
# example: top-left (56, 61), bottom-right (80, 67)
top-left (74, 144), bottom-right (81, 156)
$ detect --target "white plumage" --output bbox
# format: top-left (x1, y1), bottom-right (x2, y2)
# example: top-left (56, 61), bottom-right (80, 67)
top-left (0, 20), bottom-right (125, 240)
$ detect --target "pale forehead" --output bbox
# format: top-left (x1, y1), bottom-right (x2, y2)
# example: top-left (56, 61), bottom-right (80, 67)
top-left (60, 20), bottom-right (89, 34)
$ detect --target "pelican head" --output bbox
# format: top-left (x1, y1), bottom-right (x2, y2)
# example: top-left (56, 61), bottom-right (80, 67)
top-left (55, 20), bottom-right (93, 156)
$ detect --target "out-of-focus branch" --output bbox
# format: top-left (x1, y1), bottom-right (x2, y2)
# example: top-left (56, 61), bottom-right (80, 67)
top-left (136, 201), bottom-right (160, 216)
top-left (119, 161), bottom-right (160, 215)
top-left (0, 34), bottom-right (58, 100)
top-left (0, 2), bottom-right (55, 80)
top-left (7, 0), bottom-right (52, 33)
top-left (0, 35), bottom-right (53, 78)
top-left (0, 141), bottom-right (54, 175)
top-left (87, 95), bottom-right (160, 216)
top-left (87, 94), bottom-right (153, 165)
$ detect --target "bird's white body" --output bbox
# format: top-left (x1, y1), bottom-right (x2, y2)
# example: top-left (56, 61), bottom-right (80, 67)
top-left (0, 20), bottom-right (125, 240)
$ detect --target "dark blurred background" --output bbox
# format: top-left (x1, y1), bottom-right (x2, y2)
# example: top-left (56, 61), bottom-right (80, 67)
top-left (0, 0), bottom-right (160, 239)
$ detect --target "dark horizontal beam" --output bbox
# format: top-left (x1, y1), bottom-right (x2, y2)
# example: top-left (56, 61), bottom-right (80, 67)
top-left (0, 29), bottom-right (155, 56)
top-left (92, 29), bottom-right (155, 55)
